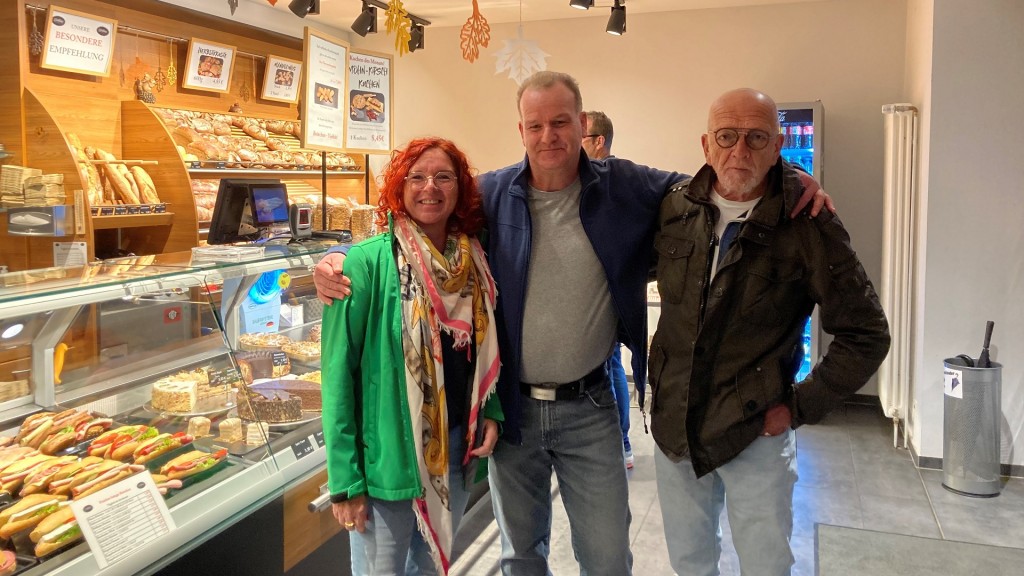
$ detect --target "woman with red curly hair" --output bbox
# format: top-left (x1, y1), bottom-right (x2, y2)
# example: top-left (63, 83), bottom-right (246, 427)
top-left (322, 137), bottom-right (502, 575)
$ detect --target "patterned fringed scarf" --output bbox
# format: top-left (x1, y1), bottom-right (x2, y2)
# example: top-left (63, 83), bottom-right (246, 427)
top-left (392, 214), bottom-right (500, 574)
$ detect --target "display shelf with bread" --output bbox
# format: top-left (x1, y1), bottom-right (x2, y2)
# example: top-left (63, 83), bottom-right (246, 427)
top-left (0, 244), bottom-right (341, 575)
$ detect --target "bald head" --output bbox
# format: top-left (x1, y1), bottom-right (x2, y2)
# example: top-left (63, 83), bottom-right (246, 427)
top-left (701, 88), bottom-right (785, 201)
top-left (707, 88), bottom-right (780, 134)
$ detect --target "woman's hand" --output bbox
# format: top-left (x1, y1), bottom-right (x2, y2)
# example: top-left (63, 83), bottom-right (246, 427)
top-left (469, 419), bottom-right (499, 457)
top-left (332, 495), bottom-right (369, 532)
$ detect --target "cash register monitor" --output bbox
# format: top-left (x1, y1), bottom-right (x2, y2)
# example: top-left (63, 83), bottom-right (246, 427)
top-left (208, 179), bottom-right (288, 244)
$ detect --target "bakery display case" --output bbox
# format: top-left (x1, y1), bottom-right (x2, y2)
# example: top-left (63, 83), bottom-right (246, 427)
top-left (0, 242), bottom-right (338, 575)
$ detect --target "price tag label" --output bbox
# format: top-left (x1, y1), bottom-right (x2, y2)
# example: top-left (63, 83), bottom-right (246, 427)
top-left (71, 470), bottom-right (176, 570)
top-left (291, 437), bottom-right (314, 460)
top-left (313, 430), bottom-right (325, 448)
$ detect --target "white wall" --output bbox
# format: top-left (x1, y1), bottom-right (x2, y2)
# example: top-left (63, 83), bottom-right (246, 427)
top-left (915, 0), bottom-right (1024, 464)
top-left (351, 0), bottom-right (905, 393)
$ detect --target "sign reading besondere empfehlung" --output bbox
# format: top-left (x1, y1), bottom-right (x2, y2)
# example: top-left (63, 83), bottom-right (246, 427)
top-left (41, 6), bottom-right (117, 77)
top-left (301, 27), bottom-right (349, 153)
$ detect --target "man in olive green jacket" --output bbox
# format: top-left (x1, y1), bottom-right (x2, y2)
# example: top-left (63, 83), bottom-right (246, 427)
top-left (649, 88), bottom-right (890, 576)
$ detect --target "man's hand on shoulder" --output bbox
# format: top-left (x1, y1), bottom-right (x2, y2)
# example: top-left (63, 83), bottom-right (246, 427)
top-left (790, 171), bottom-right (836, 219)
top-left (314, 252), bottom-right (350, 305)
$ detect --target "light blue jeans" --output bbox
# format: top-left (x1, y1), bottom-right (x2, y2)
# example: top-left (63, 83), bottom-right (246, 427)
top-left (607, 346), bottom-right (631, 451)
top-left (654, 430), bottom-right (798, 576)
top-left (489, 378), bottom-right (632, 576)
top-left (349, 427), bottom-right (471, 576)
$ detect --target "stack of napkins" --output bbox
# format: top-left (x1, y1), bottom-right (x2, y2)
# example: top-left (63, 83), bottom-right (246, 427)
top-left (0, 165), bottom-right (41, 207)
top-left (23, 173), bottom-right (65, 207)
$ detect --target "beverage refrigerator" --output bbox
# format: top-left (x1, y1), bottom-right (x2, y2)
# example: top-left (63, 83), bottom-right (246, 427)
top-left (778, 101), bottom-right (824, 382)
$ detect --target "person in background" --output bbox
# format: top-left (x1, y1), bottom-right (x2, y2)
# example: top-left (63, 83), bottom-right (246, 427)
top-left (582, 110), bottom-right (633, 469)
top-left (321, 137), bottom-right (503, 575)
top-left (314, 72), bottom-right (831, 575)
top-left (649, 88), bottom-right (890, 575)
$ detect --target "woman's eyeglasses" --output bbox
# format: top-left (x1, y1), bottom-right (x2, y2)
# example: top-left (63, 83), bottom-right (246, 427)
top-left (405, 171), bottom-right (457, 191)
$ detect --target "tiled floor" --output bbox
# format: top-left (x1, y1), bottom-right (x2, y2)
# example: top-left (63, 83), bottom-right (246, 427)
top-left (451, 402), bottom-right (1024, 575)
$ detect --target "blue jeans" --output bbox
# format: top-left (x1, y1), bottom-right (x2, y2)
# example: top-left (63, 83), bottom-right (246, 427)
top-left (654, 430), bottom-right (798, 576)
top-left (350, 428), bottom-right (471, 575)
top-left (607, 346), bottom-right (631, 451)
top-left (489, 378), bottom-right (632, 575)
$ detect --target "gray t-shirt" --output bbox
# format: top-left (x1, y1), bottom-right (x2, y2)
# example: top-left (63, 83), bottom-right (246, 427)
top-left (520, 179), bottom-right (617, 384)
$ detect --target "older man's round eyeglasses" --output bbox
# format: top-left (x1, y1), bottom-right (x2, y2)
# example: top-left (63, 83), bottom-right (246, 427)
top-left (405, 171), bottom-right (457, 191)
top-left (711, 128), bottom-right (772, 150)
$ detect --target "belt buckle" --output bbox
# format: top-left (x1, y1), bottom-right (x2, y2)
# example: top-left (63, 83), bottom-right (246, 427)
top-left (530, 386), bottom-right (557, 401)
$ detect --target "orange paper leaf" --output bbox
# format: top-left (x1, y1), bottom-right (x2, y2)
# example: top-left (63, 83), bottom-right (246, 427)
top-left (460, 0), bottom-right (491, 63)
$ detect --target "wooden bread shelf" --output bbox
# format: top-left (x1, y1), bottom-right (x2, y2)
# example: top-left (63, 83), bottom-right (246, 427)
top-left (92, 212), bottom-right (176, 230)
top-left (187, 168), bottom-right (364, 178)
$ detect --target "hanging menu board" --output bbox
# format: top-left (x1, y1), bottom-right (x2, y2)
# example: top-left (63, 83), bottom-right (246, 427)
top-left (346, 50), bottom-right (393, 153)
top-left (40, 6), bottom-right (118, 77)
top-left (301, 27), bottom-right (349, 152)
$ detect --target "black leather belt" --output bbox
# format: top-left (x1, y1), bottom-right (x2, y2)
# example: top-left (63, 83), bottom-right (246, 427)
top-left (521, 364), bottom-right (608, 401)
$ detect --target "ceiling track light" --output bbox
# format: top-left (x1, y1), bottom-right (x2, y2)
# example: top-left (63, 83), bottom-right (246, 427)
top-left (570, 0), bottom-right (594, 9)
top-left (408, 23), bottom-right (424, 52)
top-left (606, 0), bottom-right (626, 36)
top-left (288, 0), bottom-right (320, 18)
top-left (351, 2), bottom-right (378, 37)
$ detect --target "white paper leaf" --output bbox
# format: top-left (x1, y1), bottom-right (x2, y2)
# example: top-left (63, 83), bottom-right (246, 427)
top-left (493, 26), bottom-right (549, 85)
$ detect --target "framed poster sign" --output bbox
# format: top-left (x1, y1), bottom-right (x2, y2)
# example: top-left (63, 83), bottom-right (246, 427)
top-left (345, 50), bottom-right (392, 153)
top-left (301, 27), bottom-right (349, 152)
top-left (182, 38), bottom-right (236, 94)
top-left (262, 54), bottom-right (302, 104)
top-left (40, 6), bottom-right (117, 77)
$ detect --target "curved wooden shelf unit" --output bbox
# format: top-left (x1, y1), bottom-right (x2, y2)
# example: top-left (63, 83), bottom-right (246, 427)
top-left (92, 213), bottom-right (176, 230)
top-left (187, 168), bottom-right (365, 179)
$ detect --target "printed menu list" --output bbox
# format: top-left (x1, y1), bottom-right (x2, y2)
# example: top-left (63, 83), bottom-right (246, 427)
top-left (71, 472), bottom-right (176, 569)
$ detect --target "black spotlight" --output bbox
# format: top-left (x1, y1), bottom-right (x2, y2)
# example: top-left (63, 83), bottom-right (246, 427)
top-left (289, 0), bottom-right (320, 18)
top-left (569, 0), bottom-right (593, 9)
top-left (408, 23), bottom-right (425, 52)
top-left (351, 2), bottom-right (378, 37)
top-left (606, 0), bottom-right (626, 36)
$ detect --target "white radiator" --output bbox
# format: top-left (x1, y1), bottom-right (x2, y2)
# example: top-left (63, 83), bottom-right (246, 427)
top-left (879, 104), bottom-right (919, 449)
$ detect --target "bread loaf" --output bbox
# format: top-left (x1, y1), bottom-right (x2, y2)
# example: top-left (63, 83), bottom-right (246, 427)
top-left (191, 118), bottom-right (214, 134)
top-left (95, 149), bottom-right (140, 205)
top-left (130, 166), bottom-right (160, 204)
top-left (172, 126), bottom-right (202, 146)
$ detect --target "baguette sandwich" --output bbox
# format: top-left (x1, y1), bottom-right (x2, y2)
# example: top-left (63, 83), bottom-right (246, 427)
top-left (71, 463), bottom-right (145, 499)
top-left (133, 432), bottom-right (193, 465)
top-left (39, 425), bottom-right (78, 456)
top-left (0, 493), bottom-right (68, 538)
top-left (75, 417), bottom-right (113, 442)
top-left (13, 412), bottom-right (54, 445)
top-left (0, 446), bottom-right (38, 473)
top-left (19, 455), bottom-right (78, 496)
top-left (0, 454), bottom-right (55, 493)
top-left (31, 506), bottom-right (82, 557)
top-left (150, 473), bottom-right (184, 496)
top-left (46, 456), bottom-right (106, 496)
top-left (18, 416), bottom-right (56, 449)
top-left (87, 425), bottom-right (157, 459)
top-left (158, 449), bottom-right (228, 480)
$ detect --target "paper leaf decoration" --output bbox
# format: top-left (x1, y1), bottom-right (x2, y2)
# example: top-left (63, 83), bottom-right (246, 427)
top-left (385, 0), bottom-right (413, 56)
top-left (228, 0), bottom-right (239, 15)
top-left (266, 0), bottom-right (278, 5)
top-left (460, 0), bottom-right (491, 63)
top-left (494, 26), bottom-right (549, 85)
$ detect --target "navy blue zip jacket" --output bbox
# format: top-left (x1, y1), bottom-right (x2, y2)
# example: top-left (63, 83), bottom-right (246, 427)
top-left (480, 153), bottom-right (684, 443)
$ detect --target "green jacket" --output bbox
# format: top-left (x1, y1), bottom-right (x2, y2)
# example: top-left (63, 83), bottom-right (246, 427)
top-left (321, 230), bottom-right (503, 501)
top-left (650, 161), bottom-right (890, 477)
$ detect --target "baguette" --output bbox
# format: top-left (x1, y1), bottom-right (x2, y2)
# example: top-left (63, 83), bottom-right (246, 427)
top-left (158, 448), bottom-right (228, 480)
top-left (38, 427), bottom-right (77, 456)
top-left (20, 418), bottom-right (55, 449)
top-left (32, 507), bottom-right (82, 557)
top-left (1, 454), bottom-right (55, 493)
top-left (72, 463), bottom-right (145, 499)
top-left (95, 149), bottom-right (140, 205)
top-left (130, 166), bottom-right (160, 204)
top-left (19, 455), bottom-right (77, 496)
top-left (0, 493), bottom-right (67, 538)
top-left (14, 412), bottom-right (55, 445)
